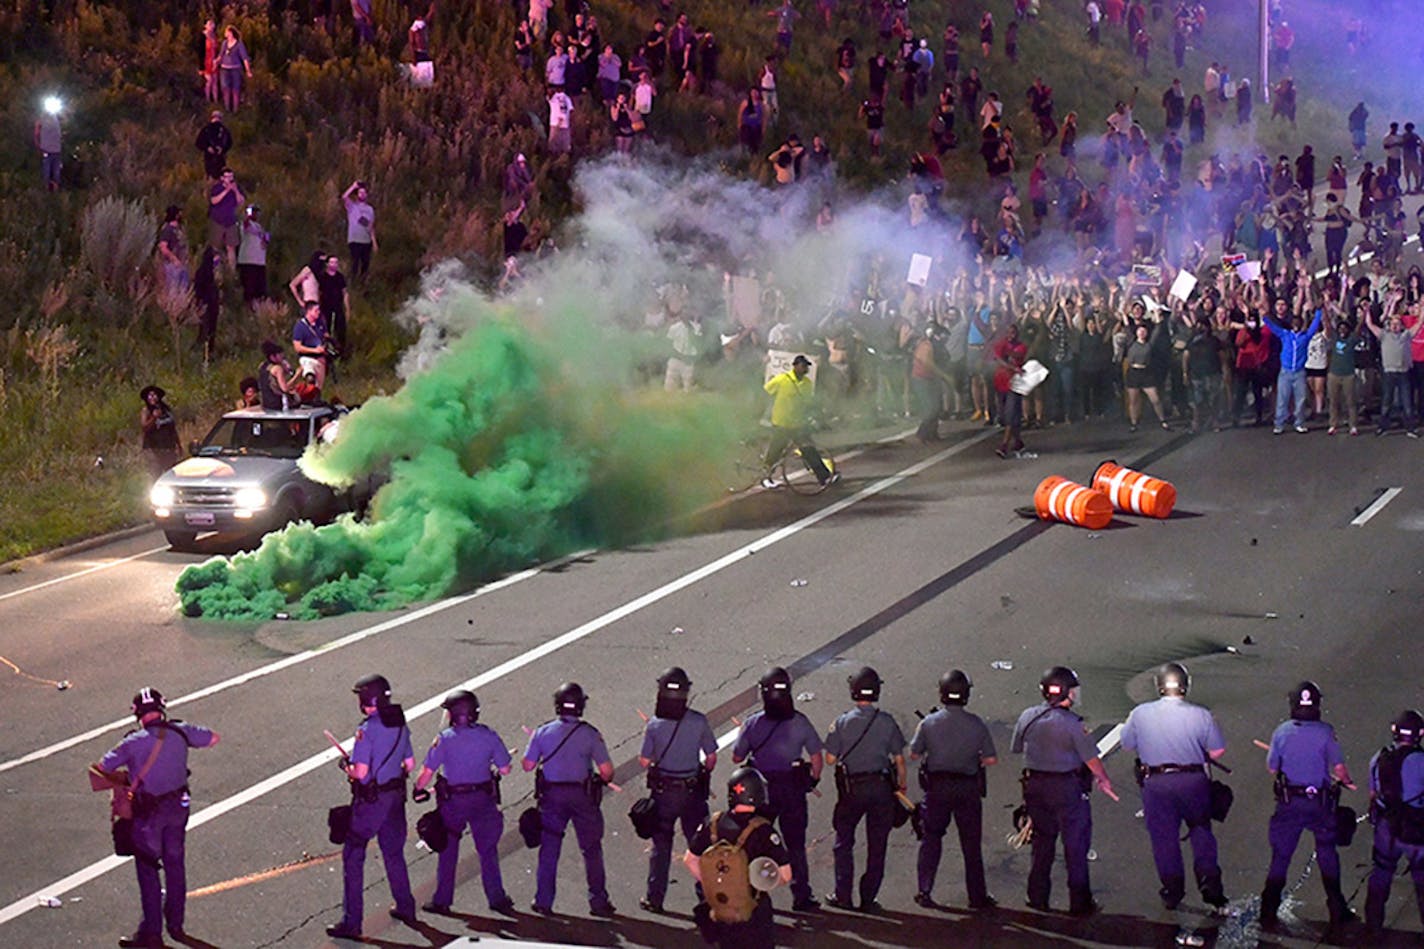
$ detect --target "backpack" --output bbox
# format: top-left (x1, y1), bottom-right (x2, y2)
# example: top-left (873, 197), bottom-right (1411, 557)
top-left (700, 812), bottom-right (767, 924)
top-left (1376, 746), bottom-right (1424, 845)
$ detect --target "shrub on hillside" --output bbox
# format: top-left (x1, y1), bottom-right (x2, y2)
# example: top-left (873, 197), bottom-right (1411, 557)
top-left (80, 195), bottom-right (155, 294)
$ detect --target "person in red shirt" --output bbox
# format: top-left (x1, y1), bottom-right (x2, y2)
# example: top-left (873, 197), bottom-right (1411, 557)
top-left (1231, 313), bottom-right (1274, 425)
top-left (992, 322), bottom-right (1027, 458)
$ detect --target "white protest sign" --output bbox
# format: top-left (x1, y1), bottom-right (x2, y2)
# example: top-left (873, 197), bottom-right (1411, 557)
top-left (765, 349), bottom-right (818, 386)
top-left (1168, 270), bottom-right (1198, 301)
top-left (907, 253), bottom-right (933, 287)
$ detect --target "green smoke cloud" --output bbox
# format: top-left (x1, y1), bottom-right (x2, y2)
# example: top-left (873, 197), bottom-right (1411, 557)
top-left (175, 311), bottom-right (743, 620)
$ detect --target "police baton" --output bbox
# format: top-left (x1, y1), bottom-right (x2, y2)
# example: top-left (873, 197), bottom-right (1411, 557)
top-left (1252, 739), bottom-right (1270, 752)
top-left (323, 729), bottom-right (352, 774)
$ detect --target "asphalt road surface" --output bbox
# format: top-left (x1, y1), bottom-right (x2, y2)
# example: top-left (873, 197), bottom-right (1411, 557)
top-left (3, 416), bottom-right (1422, 949)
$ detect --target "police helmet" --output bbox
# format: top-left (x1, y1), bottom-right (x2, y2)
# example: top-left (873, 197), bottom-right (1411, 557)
top-left (1155, 662), bottom-right (1190, 697)
top-left (131, 686), bottom-right (167, 718)
top-left (1040, 666), bottom-right (1080, 702)
top-left (760, 666), bottom-right (795, 720)
top-left (939, 669), bottom-right (972, 706)
top-left (657, 666), bottom-right (691, 692)
top-left (554, 681), bottom-right (588, 717)
top-left (848, 666), bottom-right (883, 702)
top-left (442, 689), bottom-right (479, 725)
top-left (727, 767), bottom-right (769, 809)
top-left (352, 674), bottom-right (393, 708)
top-left (655, 667), bottom-right (691, 720)
top-left (1393, 709), bottom-right (1424, 745)
top-left (1289, 680), bottom-right (1322, 720)
top-left (759, 666), bottom-right (793, 697)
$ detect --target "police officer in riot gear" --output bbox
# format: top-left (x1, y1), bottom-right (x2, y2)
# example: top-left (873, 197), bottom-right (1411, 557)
top-left (823, 666), bottom-right (906, 913)
top-left (732, 666), bottom-right (825, 911)
top-left (638, 667), bottom-right (718, 913)
top-left (328, 674), bottom-right (417, 940)
top-left (1011, 666), bottom-right (1115, 916)
top-left (909, 669), bottom-right (998, 910)
top-left (522, 682), bottom-right (617, 917)
top-left (1260, 681), bottom-right (1357, 931)
top-left (1365, 709), bottom-right (1424, 936)
top-left (100, 688), bottom-right (220, 949)
top-left (1120, 662), bottom-right (1228, 911)
top-left (411, 690), bottom-right (515, 916)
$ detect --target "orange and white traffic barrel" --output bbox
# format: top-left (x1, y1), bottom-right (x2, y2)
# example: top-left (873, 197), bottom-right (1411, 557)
top-left (1091, 460), bottom-right (1176, 518)
top-left (1033, 475), bottom-right (1113, 530)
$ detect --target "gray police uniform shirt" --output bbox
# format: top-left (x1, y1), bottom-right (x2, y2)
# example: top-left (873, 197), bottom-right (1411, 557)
top-left (523, 716), bottom-right (611, 782)
top-left (641, 710), bottom-right (717, 777)
top-left (352, 712), bottom-right (413, 785)
top-left (734, 710), bottom-right (823, 774)
top-left (825, 706), bottom-right (905, 774)
top-left (101, 721), bottom-right (217, 797)
top-left (910, 706), bottom-right (996, 775)
top-left (1267, 719), bottom-right (1344, 788)
top-left (1120, 696), bottom-right (1224, 767)
top-left (423, 724), bottom-right (511, 785)
top-left (1011, 703), bottom-right (1098, 772)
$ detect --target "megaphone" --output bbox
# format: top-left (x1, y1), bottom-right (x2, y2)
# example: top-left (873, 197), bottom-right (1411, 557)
top-left (748, 855), bottom-right (783, 892)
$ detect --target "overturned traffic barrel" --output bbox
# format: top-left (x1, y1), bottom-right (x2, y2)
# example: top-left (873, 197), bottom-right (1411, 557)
top-left (1091, 460), bottom-right (1176, 518)
top-left (1033, 475), bottom-right (1113, 530)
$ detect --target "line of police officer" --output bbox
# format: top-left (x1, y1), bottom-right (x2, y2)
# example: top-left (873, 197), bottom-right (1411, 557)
top-left (100, 663), bottom-right (1424, 945)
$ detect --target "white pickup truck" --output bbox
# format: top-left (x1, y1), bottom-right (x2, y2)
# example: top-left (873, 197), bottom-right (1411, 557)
top-left (148, 405), bottom-right (372, 550)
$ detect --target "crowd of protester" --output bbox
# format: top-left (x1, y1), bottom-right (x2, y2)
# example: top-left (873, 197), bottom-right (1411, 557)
top-left (41, 0), bottom-right (1416, 445)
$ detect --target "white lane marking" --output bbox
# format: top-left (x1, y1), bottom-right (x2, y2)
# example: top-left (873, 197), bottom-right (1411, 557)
top-left (0, 565), bottom-right (546, 775)
top-left (717, 725), bottom-right (742, 752)
top-left (1096, 723), bottom-right (1124, 758)
top-left (0, 428), bottom-right (995, 928)
top-left (0, 546), bottom-right (169, 604)
top-left (1351, 487), bottom-right (1403, 526)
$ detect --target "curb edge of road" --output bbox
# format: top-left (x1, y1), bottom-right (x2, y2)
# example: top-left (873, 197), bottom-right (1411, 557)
top-left (1, 523), bottom-right (156, 574)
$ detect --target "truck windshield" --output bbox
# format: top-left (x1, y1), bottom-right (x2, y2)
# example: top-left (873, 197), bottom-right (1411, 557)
top-left (197, 418), bottom-right (312, 458)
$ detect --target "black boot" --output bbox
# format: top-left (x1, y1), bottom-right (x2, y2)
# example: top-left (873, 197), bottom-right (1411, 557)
top-left (1197, 869), bottom-right (1227, 909)
top-left (1159, 875), bottom-right (1186, 910)
top-left (1323, 875), bottom-right (1357, 930)
top-left (1260, 880), bottom-right (1284, 928)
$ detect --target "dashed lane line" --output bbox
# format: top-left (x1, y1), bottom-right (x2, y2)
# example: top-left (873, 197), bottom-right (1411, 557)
top-left (1350, 486), bottom-right (1402, 526)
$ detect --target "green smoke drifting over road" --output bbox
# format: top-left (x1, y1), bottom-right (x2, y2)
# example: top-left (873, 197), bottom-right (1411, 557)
top-left (175, 312), bottom-right (742, 620)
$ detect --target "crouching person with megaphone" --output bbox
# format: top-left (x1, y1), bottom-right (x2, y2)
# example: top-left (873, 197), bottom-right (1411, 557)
top-left (684, 767), bottom-right (792, 948)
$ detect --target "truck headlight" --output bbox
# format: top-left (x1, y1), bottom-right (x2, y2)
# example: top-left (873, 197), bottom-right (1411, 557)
top-left (150, 484), bottom-right (176, 508)
top-left (233, 487), bottom-right (268, 510)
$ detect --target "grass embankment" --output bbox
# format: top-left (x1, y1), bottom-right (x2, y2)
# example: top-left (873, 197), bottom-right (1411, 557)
top-left (0, 0), bottom-right (1403, 563)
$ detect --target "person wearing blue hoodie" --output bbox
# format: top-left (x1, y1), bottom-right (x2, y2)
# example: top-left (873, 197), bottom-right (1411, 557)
top-left (1263, 297), bottom-right (1321, 434)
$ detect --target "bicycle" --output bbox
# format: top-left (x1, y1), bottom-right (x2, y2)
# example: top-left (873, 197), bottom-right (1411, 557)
top-left (729, 434), bottom-right (840, 495)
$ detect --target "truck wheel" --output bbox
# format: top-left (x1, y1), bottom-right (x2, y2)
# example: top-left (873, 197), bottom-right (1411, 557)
top-left (164, 529), bottom-right (198, 551)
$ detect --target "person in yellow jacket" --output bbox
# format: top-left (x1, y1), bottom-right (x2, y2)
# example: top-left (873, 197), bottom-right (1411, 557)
top-left (762, 355), bottom-right (837, 488)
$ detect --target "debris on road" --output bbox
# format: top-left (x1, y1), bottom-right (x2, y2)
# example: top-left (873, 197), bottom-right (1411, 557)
top-left (789, 578), bottom-right (808, 587)
top-left (990, 661), bottom-right (1014, 671)
top-left (795, 691), bottom-right (815, 702)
